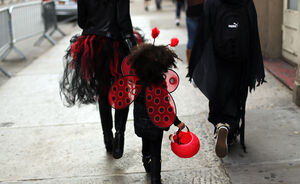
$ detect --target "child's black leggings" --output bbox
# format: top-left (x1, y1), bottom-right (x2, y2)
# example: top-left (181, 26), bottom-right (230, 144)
top-left (142, 133), bottom-right (163, 180)
top-left (142, 134), bottom-right (163, 159)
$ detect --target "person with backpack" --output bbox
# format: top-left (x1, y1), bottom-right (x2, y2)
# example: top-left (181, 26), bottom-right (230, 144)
top-left (60, 0), bottom-right (136, 159)
top-left (187, 0), bottom-right (265, 158)
top-left (185, 0), bottom-right (204, 64)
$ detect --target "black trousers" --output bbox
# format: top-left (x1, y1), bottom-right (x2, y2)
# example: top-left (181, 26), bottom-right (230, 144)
top-left (142, 133), bottom-right (163, 158)
top-left (142, 132), bottom-right (163, 180)
top-left (208, 95), bottom-right (241, 137)
top-left (208, 61), bottom-right (244, 138)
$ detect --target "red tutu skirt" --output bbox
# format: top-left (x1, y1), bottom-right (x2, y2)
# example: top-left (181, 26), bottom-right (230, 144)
top-left (60, 34), bottom-right (129, 106)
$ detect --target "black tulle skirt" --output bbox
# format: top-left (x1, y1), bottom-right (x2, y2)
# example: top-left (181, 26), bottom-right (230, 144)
top-left (60, 34), bottom-right (128, 106)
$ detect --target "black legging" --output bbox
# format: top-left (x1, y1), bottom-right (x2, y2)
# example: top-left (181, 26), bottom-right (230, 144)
top-left (142, 134), bottom-right (163, 159)
top-left (98, 78), bottom-right (129, 134)
top-left (99, 94), bottom-right (129, 133)
top-left (142, 133), bottom-right (163, 180)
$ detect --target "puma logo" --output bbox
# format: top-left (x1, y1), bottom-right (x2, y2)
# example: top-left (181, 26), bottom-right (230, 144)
top-left (228, 22), bottom-right (238, 28)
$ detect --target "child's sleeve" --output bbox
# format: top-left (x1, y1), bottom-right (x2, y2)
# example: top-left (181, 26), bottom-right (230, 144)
top-left (173, 116), bottom-right (181, 126)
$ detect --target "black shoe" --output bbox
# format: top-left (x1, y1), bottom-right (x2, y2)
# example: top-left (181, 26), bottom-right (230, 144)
top-left (103, 132), bottom-right (113, 153)
top-left (142, 155), bottom-right (151, 173)
top-left (113, 131), bottom-right (124, 159)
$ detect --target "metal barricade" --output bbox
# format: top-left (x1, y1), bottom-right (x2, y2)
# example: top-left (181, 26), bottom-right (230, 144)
top-left (0, 0), bottom-right (32, 6)
top-left (0, 1), bottom-right (44, 61)
top-left (0, 8), bottom-right (11, 77)
top-left (10, 1), bottom-right (44, 43)
top-left (35, 1), bottom-right (65, 46)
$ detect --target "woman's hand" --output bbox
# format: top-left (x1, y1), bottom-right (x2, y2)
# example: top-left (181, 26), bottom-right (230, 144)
top-left (177, 122), bottom-right (185, 130)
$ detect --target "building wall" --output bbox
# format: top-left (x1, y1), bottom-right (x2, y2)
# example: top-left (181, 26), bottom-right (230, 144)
top-left (254, 0), bottom-right (283, 59)
top-left (253, 0), bottom-right (300, 106)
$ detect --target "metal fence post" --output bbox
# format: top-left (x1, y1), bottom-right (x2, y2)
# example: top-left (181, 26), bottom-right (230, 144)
top-left (35, 1), bottom-right (66, 46)
top-left (1, 1), bottom-right (45, 61)
top-left (0, 8), bottom-right (12, 77)
top-left (0, 5), bottom-right (26, 61)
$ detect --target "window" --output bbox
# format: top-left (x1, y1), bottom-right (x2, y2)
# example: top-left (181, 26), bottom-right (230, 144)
top-left (288, 0), bottom-right (298, 11)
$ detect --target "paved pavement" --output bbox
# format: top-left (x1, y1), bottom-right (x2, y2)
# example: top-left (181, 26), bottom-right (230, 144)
top-left (0, 0), bottom-right (300, 184)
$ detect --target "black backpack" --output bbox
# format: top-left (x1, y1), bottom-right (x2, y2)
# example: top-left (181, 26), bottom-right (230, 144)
top-left (212, 0), bottom-right (250, 62)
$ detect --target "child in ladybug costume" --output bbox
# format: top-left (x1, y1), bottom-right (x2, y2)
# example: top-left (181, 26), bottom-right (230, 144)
top-left (109, 28), bottom-right (185, 184)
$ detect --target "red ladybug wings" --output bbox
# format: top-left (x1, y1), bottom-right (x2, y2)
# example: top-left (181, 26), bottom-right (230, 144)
top-left (108, 57), bottom-right (179, 128)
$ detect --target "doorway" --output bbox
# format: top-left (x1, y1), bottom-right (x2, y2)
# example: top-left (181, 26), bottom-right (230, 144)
top-left (282, 0), bottom-right (299, 65)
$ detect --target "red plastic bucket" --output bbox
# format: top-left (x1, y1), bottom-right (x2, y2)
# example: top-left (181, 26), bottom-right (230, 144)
top-left (169, 127), bottom-right (200, 158)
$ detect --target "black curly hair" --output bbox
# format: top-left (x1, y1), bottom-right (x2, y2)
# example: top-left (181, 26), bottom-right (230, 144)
top-left (128, 43), bottom-right (180, 85)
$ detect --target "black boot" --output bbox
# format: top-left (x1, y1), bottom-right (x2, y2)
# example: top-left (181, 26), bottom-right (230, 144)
top-left (113, 107), bottom-right (129, 159)
top-left (142, 155), bottom-right (151, 173)
top-left (113, 131), bottom-right (124, 159)
top-left (151, 157), bottom-right (162, 184)
top-left (103, 131), bottom-right (113, 153)
top-left (99, 97), bottom-right (113, 153)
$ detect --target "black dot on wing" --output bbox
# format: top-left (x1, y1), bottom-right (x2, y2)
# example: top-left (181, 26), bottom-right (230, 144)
top-left (148, 108), bottom-right (153, 113)
top-left (155, 116), bottom-right (160, 121)
top-left (159, 107), bottom-right (164, 113)
top-left (156, 89), bottom-right (161, 95)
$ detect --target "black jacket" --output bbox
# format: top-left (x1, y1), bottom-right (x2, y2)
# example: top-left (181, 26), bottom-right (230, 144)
top-left (134, 86), bottom-right (181, 140)
top-left (187, 0), bottom-right (265, 100)
top-left (186, 0), bottom-right (204, 17)
top-left (187, 0), bottom-right (265, 150)
top-left (77, 0), bottom-right (134, 40)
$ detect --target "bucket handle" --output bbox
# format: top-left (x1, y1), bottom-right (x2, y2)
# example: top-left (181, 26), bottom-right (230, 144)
top-left (176, 126), bottom-right (189, 144)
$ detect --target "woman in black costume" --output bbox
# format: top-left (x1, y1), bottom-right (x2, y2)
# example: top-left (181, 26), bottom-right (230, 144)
top-left (187, 0), bottom-right (265, 157)
top-left (60, 0), bottom-right (136, 159)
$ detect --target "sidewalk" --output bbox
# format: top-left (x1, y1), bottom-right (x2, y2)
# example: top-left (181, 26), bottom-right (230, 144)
top-left (0, 0), bottom-right (300, 184)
